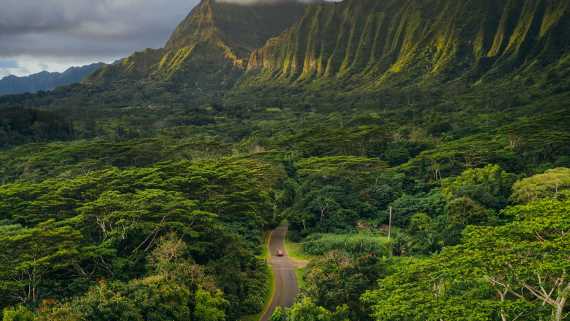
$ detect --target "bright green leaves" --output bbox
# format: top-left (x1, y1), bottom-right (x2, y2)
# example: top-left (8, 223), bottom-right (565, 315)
top-left (303, 250), bottom-right (384, 320)
top-left (0, 157), bottom-right (280, 320)
top-left (76, 188), bottom-right (220, 278)
top-left (0, 220), bottom-right (82, 306)
top-left (2, 306), bottom-right (35, 321)
top-left (30, 236), bottom-right (228, 321)
top-left (78, 189), bottom-right (213, 243)
top-left (302, 234), bottom-right (390, 257)
top-left (365, 197), bottom-right (570, 321)
top-left (271, 298), bottom-right (350, 321)
top-left (194, 289), bottom-right (228, 321)
top-left (511, 167), bottom-right (570, 204)
top-left (449, 198), bottom-right (570, 321)
top-left (442, 164), bottom-right (516, 211)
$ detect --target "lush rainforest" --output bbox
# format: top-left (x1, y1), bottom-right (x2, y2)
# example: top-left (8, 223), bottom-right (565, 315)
top-left (0, 0), bottom-right (569, 320)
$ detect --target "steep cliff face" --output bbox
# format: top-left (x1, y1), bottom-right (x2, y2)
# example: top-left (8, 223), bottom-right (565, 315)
top-left (87, 0), bottom-right (569, 92)
top-left (244, 0), bottom-right (570, 88)
top-left (166, 0), bottom-right (308, 63)
top-left (88, 0), bottom-right (306, 88)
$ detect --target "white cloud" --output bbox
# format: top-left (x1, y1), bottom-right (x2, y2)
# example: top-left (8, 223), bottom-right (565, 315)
top-left (0, 55), bottom-right (111, 78)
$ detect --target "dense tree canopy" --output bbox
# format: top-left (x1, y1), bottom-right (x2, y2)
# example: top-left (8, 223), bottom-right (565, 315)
top-left (0, 158), bottom-right (282, 320)
top-left (0, 26), bottom-right (568, 319)
top-left (363, 197), bottom-right (570, 321)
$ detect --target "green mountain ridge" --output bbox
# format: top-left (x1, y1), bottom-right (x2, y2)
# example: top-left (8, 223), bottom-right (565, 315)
top-left (88, 0), bottom-right (570, 93)
top-left (87, 0), bottom-right (306, 89)
top-left (243, 0), bottom-right (570, 88)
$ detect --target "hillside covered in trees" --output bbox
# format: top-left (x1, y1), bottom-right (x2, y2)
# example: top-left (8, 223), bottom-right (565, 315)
top-left (0, 0), bottom-right (569, 320)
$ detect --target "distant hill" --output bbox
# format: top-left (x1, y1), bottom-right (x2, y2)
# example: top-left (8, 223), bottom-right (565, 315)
top-left (0, 63), bottom-right (104, 96)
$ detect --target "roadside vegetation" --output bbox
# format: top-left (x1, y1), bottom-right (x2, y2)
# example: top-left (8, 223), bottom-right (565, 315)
top-left (1, 81), bottom-right (569, 320)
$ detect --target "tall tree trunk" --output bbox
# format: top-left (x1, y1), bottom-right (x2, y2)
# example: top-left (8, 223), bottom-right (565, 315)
top-left (554, 297), bottom-right (566, 321)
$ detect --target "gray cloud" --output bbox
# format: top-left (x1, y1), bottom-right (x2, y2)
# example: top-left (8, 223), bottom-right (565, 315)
top-left (0, 0), bottom-right (200, 76)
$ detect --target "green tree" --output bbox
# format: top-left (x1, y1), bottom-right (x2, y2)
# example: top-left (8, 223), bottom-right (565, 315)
top-left (442, 164), bottom-right (515, 210)
top-left (77, 189), bottom-right (218, 273)
top-left (446, 196), bottom-right (492, 226)
top-left (194, 289), bottom-right (227, 321)
top-left (388, 190), bottom-right (446, 227)
top-left (0, 220), bottom-right (82, 306)
top-left (287, 157), bottom-right (399, 233)
top-left (2, 306), bottom-right (34, 321)
top-left (304, 251), bottom-right (383, 320)
top-left (271, 298), bottom-right (350, 321)
top-left (364, 198), bottom-right (570, 321)
top-left (454, 198), bottom-right (570, 321)
top-left (397, 213), bottom-right (441, 255)
top-left (35, 236), bottom-right (228, 321)
top-left (511, 167), bottom-right (570, 203)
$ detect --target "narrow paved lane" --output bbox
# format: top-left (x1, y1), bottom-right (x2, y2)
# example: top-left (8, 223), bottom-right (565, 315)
top-left (260, 224), bottom-right (299, 321)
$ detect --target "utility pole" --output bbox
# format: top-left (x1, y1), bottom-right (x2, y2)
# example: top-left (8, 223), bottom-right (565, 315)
top-left (387, 206), bottom-right (394, 257)
top-left (388, 206), bottom-right (393, 240)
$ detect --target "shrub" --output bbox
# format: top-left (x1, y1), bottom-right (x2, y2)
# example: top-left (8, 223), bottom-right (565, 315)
top-left (302, 233), bottom-right (391, 256)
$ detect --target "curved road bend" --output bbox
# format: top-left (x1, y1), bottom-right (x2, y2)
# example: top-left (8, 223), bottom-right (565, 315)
top-left (260, 224), bottom-right (299, 321)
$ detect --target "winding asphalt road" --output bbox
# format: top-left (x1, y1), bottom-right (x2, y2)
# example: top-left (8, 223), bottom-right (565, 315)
top-left (259, 224), bottom-right (299, 321)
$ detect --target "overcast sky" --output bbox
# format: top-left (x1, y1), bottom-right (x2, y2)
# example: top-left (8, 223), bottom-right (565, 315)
top-left (0, 0), bottom-right (201, 78)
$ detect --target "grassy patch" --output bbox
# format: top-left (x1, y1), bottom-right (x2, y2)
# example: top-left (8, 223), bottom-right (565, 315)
top-left (285, 234), bottom-right (313, 291)
top-left (302, 233), bottom-right (391, 256)
top-left (295, 267), bottom-right (306, 290)
top-left (285, 238), bottom-right (315, 261)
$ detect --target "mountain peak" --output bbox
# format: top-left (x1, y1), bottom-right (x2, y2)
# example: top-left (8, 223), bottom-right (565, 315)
top-left (88, 0), bottom-right (306, 87)
top-left (165, 0), bottom-right (307, 60)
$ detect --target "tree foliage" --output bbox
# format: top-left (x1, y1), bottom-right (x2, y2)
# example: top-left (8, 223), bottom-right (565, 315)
top-left (511, 167), bottom-right (570, 204)
top-left (364, 198), bottom-right (570, 321)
